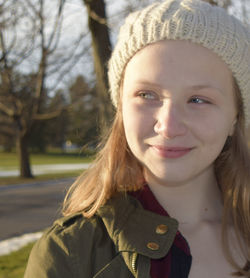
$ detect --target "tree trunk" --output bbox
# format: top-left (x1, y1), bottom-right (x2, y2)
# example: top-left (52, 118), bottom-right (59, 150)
top-left (83, 0), bottom-right (114, 131)
top-left (203, 0), bottom-right (217, 5)
top-left (16, 132), bottom-right (33, 178)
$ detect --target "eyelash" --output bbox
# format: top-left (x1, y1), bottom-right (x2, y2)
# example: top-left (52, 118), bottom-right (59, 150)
top-left (189, 96), bottom-right (210, 104)
top-left (137, 91), bottom-right (211, 105)
top-left (138, 91), bottom-right (156, 100)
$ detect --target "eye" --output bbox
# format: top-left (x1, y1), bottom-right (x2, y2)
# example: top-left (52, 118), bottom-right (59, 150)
top-left (138, 91), bottom-right (157, 100)
top-left (189, 96), bottom-right (210, 104)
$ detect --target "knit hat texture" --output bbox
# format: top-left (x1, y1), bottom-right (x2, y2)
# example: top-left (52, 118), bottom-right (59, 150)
top-left (108, 0), bottom-right (250, 126)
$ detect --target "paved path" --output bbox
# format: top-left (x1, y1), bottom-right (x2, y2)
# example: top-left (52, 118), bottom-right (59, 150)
top-left (0, 163), bottom-right (90, 177)
top-left (0, 178), bottom-right (75, 241)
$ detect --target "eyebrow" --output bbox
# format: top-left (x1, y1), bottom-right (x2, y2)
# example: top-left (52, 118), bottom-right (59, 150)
top-left (189, 85), bottom-right (224, 95)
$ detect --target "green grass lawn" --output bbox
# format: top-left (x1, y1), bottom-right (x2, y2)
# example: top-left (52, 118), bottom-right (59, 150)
top-left (0, 242), bottom-right (34, 278)
top-left (0, 151), bottom-right (93, 169)
top-left (0, 151), bottom-right (94, 186)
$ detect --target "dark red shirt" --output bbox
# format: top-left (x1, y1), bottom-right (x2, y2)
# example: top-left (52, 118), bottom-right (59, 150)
top-left (130, 185), bottom-right (192, 278)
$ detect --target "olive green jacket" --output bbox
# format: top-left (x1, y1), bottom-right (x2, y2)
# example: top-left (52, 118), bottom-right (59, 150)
top-left (24, 193), bottom-right (178, 278)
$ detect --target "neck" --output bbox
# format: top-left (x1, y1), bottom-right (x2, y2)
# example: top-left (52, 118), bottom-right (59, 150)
top-left (145, 167), bottom-right (223, 225)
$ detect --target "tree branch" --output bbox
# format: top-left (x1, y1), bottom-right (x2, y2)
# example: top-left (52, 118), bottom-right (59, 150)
top-left (0, 102), bottom-right (14, 116)
top-left (33, 109), bottom-right (64, 120)
top-left (47, 0), bottom-right (65, 51)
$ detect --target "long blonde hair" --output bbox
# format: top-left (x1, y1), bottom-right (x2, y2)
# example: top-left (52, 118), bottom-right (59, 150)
top-left (63, 102), bottom-right (143, 217)
top-left (63, 82), bottom-right (250, 277)
top-left (215, 82), bottom-right (250, 276)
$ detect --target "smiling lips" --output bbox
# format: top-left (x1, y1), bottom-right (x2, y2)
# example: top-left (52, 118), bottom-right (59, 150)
top-left (152, 145), bottom-right (193, 158)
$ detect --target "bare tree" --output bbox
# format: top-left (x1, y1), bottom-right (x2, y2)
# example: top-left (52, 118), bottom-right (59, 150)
top-left (82, 0), bottom-right (160, 131)
top-left (0, 0), bottom-right (87, 177)
top-left (83, 0), bottom-right (114, 131)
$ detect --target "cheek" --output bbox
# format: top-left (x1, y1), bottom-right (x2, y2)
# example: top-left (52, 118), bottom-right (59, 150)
top-left (197, 116), bottom-right (231, 151)
top-left (193, 107), bottom-right (234, 135)
top-left (122, 102), bottom-right (153, 147)
top-left (123, 106), bottom-right (144, 138)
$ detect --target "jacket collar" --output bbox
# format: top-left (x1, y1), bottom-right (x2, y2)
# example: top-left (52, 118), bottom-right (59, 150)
top-left (97, 193), bottom-right (178, 259)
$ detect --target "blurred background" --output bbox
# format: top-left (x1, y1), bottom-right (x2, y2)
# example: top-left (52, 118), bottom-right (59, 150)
top-left (0, 0), bottom-right (249, 277)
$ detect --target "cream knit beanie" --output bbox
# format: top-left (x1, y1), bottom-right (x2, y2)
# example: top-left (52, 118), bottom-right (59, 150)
top-left (108, 0), bottom-right (250, 126)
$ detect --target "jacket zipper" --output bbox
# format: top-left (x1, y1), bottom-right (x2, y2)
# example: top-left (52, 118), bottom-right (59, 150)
top-left (131, 253), bottom-right (137, 277)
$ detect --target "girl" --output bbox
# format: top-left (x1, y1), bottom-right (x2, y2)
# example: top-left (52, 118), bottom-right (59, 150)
top-left (25, 0), bottom-right (250, 277)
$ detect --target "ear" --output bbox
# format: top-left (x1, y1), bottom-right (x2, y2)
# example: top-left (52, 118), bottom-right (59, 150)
top-left (229, 118), bottom-right (237, 136)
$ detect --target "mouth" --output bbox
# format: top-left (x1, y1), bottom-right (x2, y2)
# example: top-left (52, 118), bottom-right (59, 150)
top-left (151, 145), bottom-right (194, 159)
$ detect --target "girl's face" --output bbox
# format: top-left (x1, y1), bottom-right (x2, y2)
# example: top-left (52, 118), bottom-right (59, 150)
top-left (121, 40), bottom-right (237, 187)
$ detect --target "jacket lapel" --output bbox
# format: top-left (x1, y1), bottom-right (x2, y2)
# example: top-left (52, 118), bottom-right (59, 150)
top-left (97, 193), bottom-right (178, 276)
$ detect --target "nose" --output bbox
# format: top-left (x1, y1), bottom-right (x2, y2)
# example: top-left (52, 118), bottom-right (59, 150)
top-left (154, 100), bottom-right (187, 139)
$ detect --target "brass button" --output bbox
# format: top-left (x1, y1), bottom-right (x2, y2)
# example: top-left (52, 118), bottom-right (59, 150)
top-left (147, 242), bottom-right (159, 251)
top-left (156, 224), bottom-right (168, 235)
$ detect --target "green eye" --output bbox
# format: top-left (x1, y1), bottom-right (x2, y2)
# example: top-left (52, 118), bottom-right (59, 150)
top-left (139, 91), bottom-right (155, 99)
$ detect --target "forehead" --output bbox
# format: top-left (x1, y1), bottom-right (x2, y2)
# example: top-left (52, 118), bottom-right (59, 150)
top-left (122, 40), bottom-right (233, 95)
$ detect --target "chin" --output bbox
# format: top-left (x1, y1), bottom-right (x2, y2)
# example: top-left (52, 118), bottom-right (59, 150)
top-left (144, 169), bottom-right (191, 187)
